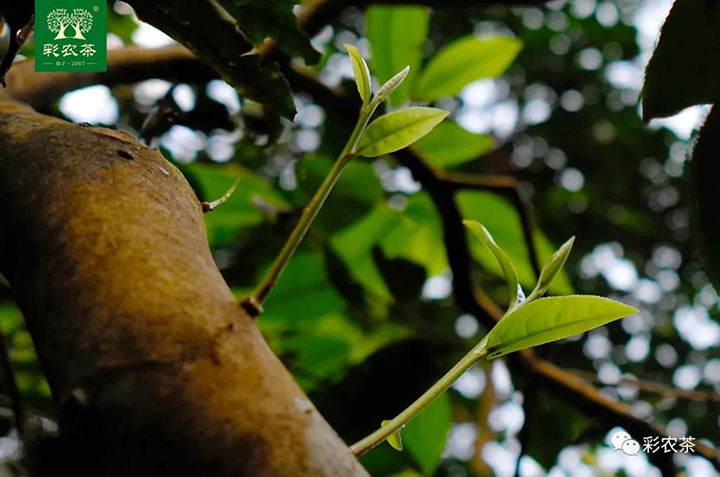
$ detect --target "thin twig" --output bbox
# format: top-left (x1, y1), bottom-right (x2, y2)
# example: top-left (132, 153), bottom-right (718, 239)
top-left (240, 101), bottom-right (374, 317)
top-left (202, 178), bottom-right (240, 213)
top-left (569, 368), bottom-right (720, 404)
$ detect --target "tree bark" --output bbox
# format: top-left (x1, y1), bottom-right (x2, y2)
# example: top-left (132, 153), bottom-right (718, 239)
top-left (0, 92), bottom-right (368, 476)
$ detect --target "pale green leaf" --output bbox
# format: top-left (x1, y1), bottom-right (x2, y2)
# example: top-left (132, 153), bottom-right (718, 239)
top-left (457, 190), bottom-right (573, 295)
top-left (344, 44), bottom-right (372, 104)
top-left (464, 220), bottom-right (518, 308)
top-left (367, 5), bottom-right (429, 106)
top-left (357, 107), bottom-right (449, 157)
top-left (528, 236), bottom-right (575, 301)
top-left (412, 119), bottom-right (493, 167)
top-left (414, 36), bottom-right (522, 102)
top-left (371, 66), bottom-right (410, 107)
top-left (382, 420), bottom-right (403, 450)
top-left (483, 296), bottom-right (637, 359)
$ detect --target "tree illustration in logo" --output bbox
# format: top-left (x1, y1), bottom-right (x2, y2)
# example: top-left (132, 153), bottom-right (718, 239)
top-left (69, 9), bottom-right (93, 40)
top-left (46, 8), bottom-right (93, 41)
top-left (47, 8), bottom-right (71, 40)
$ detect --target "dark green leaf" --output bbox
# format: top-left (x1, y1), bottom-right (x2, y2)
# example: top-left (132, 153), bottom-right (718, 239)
top-left (331, 207), bottom-right (400, 300)
top-left (219, 0), bottom-right (320, 65)
top-left (296, 156), bottom-right (383, 232)
top-left (127, 0), bottom-right (297, 117)
top-left (642, 0), bottom-right (720, 120)
top-left (372, 247), bottom-right (427, 304)
top-left (689, 106), bottom-right (720, 290)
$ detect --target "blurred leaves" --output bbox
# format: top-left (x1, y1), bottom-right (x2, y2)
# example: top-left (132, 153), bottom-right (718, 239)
top-left (218, 0), bottom-right (319, 64)
top-left (330, 194), bottom-right (448, 303)
top-left (372, 247), bottom-right (427, 304)
top-left (366, 6), bottom-right (429, 106)
top-left (183, 162), bottom-right (289, 248)
top-left (296, 156), bottom-right (383, 232)
top-left (414, 36), bottom-right (522, 102)
top-left (402, 392), bottom-right (452, 475)
top-left (642, 0), bottom-right (720, 120)
top-left (525, 388), bottom-right (593, 470)
top-left (261, 253), bottom-right (345, 324)
top-left (412, 120), bottom-right (494, 168)
top-left (0, 305), bottom-right (52, 413)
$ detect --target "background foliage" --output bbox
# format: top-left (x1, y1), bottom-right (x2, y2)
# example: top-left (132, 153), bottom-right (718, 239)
top-left (1, 0), bottom-right (719, 475)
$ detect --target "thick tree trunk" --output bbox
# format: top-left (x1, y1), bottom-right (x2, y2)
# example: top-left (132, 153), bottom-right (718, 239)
top-left (0, 92), bottom-right (367, 476)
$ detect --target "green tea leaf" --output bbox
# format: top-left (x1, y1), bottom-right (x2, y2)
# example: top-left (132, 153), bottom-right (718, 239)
top-left (483, 295), bottom-right (637, 359)
top-left (366, 5), bottom-right (429, 106)
top-left (403, 392), bottom-right (452, 474)
top-left (528, 236), bottom-right (575, 301)
top-left (412, 119), bottom-right (493, 167)
top-left (464, 220), bottom-right (519, 308)
top-left (641, 0), bottom-right (720, 120)
top-left (414, 36), bottom-right (522, 102)
top-left (372, 66), bottom-right (410, 107)
top-left (457, 191), bottom-right (572, 295)
top-left (357, 107), bottom-right (448, 157)
top-left (382, 420), bottom-right (404, 450)
top-left (345, 44), bottom-right (372, 104)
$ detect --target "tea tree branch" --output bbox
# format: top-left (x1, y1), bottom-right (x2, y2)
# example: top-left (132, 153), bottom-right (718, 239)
top-left (241, 48), bottom-right (439, 317)
top-left (240, 107), bottom-right (373, 316)
top-left (351, 339), bottom-right (490, 456)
